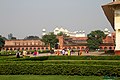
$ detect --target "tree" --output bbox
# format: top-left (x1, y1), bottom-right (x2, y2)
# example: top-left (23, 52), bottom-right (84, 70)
top-left (11, 37), bottom-right (17, 40)
top-left (41, 32), bottom-right (58, 49)
top-left (57, 32), bottom-right (67, 37)
top-left (24, 36), bottom-right (40, 40)
top-left (87, 30), bottom-right (106, 50)
top-left (0, 37), bottom-right (5, 51)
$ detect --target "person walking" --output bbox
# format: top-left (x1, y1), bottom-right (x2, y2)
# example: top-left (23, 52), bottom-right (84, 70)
top-left (23, 49), bottom-right (27, 58)
top-left (16, 49), bottom-right (21, 58)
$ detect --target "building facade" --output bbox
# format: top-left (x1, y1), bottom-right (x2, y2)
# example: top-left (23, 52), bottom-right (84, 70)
top-left (102, 0), bottom-right (120, 55)
top-left (57, 32), bottom-right (115, 51)
top-left (2, 40), bottom-right (50, 51)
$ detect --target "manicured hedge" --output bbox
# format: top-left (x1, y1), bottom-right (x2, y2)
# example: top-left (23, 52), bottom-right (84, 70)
top-left (10, 56), bottom-right (120, 61)
top-left (0, 63), bottom-right (120, 76)
top-left (1, 56), bottom-right (120, 62)
top-left (0, 60), bottom-right (120, 66)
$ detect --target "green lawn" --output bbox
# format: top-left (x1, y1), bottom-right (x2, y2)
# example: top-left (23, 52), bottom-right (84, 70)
top-left (0, 75), bottom-right (103, 80)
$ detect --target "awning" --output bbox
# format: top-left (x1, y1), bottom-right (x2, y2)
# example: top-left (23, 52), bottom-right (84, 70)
top-left (102, 1), bottom-right (120, 30)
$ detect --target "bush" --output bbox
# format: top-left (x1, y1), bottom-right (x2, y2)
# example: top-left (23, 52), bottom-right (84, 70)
top-left (105, 50), bottom-right (115, 55)
top-left (2, 56), bottom-right (120, 61)
top-left (0, 63), bottom-right (120, 76)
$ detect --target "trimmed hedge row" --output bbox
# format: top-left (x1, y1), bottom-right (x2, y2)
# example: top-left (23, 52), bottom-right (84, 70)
top-left (0, 63), bottom-right (120, 76)
top-left (1, 56), bottom-right (120, 62)
top-left (0, 60), bottom-right (120, 66)
top-left (9, 56), bottom-right (120, 61)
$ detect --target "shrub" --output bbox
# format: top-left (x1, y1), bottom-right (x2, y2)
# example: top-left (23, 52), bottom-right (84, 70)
top-left (105, 50), bottom-right (115, 55)
top-left (0, 63), bottom-right (120, 76)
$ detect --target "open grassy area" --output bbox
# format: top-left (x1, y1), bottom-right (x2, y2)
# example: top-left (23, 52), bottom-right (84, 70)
top-left (0, 75), bottom-right (104, 80)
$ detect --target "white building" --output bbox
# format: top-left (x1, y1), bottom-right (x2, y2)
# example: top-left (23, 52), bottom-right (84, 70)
top-left (53, 27), bottom-right (86, 37)
top-left (102, 0), bottom-right (120, 55)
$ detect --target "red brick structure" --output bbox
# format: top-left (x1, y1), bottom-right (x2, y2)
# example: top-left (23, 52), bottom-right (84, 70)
top-left (2, 40), bottom-right (50, 51)
top-left (57, 32), bottom-right (115, 51)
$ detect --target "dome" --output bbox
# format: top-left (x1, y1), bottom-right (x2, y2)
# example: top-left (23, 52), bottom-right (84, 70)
top-left (104, 28), bottom-right (108, 31)
top-left (54, 27), bottom-right (59, 31)
top-left (64, 29), bottom-right (69, 33)
top-left (59, 27), bottom-right (65, 32)
top-left (42, 29), bottom-right (46, 32)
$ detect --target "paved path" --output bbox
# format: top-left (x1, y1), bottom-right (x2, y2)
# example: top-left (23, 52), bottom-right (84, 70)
top-left (27, 51), bottom-right (107, 57)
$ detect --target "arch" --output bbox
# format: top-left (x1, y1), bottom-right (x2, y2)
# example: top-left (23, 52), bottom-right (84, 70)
top-left (42, 47), bottom-right (44, 50)
top-left (104, 47), bottom-right (107, 50)
top-left (77, 47), bottom-right (80, 49)
top-left (64, 47), bottom-right (67, 49)
top-left (100, 47), bottom-right (103, 50)
top-left (26, 48), bottom-right (28, 50)
top-left (81, 47), bottom-right (84, 50)
top-left (68, 47), bottom-right (71, 49)
top-left (38, 48), bottom-right (40, 50)
top-left (14, 48), bottom-right (16, 50)
top-left (73, 47), bottom-right (76, 50)
top-left (109, 47), bottom-right (112, 50)
top-left (6, 48), bottom-right (9, 50)
top-left (34, 47), bottom-right (36, 50)
top-left (30, 47), bottom-right (32, 50)
top-left (22, 48), bottom-right (24, 50)
top-left (46, 47), bottom-right (48, 50)
top-left (10, 48), bottom-right (12, 50)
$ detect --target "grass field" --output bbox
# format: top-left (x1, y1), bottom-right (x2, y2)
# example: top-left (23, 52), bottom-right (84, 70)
top-left (0, 75), bottom-right (104, 80)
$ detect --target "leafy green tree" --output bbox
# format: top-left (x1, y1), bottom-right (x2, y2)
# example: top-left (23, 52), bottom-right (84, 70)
top-left (57, 32), bottom-right (67, 37)
top-left (24, 36), bottom-right (40, 40)
top-left (0, 37), bottom-right (5, 51)
top-left (87, 30), bottom-right (106, 50)
top-left (41, 32), bottom-right (58, 49)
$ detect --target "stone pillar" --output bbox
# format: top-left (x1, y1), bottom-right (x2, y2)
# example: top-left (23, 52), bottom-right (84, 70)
top-left (115, 9), bottom-right (120, 55)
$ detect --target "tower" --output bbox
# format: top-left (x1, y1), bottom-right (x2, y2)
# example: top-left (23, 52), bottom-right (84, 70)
top-left (102, 0), bottom-right (120, 55)
top-left (8, 33), bottom-right (13, 40)
top-left (42, 29), bottom-right (46, 36)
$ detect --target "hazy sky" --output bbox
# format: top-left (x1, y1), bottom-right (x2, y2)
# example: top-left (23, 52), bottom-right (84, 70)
top-left (0, 0), bottom-right (113, 39)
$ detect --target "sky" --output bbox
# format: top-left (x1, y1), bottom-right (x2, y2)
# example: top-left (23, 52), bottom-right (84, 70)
top-left (0, 0), bottom-right (114, 39)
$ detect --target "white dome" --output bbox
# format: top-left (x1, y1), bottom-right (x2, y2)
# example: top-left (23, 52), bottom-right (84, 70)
top-left (59, 28), bottom-right (65, 32)
top-left (64, 29), bottom-right (69, 33)
top-left (54, 27), bottom-right (59, 31)
top-left (83, 31), bottom-right (85, 33)
top-left (108, 34), bottom-right (112, 37)
top-left (42, 29), bottom-right (46, 32)
top-left (104, 28), bottom-right (108, 31)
